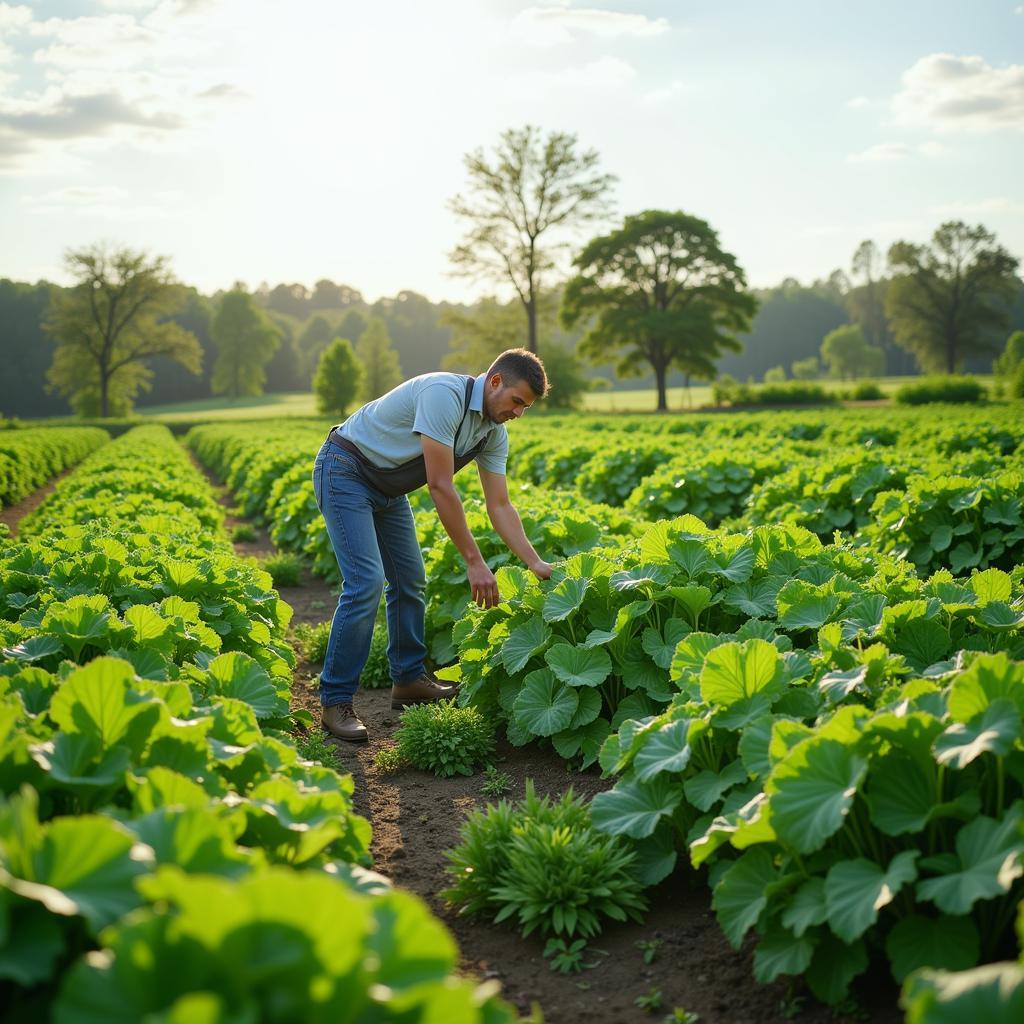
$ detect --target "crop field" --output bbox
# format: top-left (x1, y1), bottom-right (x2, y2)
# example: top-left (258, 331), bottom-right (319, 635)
top-left (2, 403), bottom-right (1024, 1022)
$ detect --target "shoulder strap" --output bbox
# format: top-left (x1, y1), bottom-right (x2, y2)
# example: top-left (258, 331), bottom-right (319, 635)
top-left (452, 375), bottom-right (476, 451)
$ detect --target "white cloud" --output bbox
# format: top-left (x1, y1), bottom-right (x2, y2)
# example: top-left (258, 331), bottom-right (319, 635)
top-left (846, 95), bottom-right (869, 109)
top-left (22, 183), bottom-right (178, 220)
top-left (0, 3), bottom-right (31, 30)
top-left (506, 55), bottom-right (636, 98)
top-left (847, 141), bottom-right (945, 162)
top-left (929, 197), bottom-right (1024, 217)
top-left (513, 5), bottom-right (670, 47)
top-left (892, 52), bottom-right (1024, 132)
top-left (642, 79), bottom-right (686, 105)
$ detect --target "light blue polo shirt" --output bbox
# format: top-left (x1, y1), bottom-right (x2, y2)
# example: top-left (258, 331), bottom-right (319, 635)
top-left (338, 372), bottom-right (509, 475)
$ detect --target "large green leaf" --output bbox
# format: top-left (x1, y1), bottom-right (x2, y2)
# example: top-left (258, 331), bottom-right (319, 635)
top-left (752, 926), bottom-right (814, 983)
top-left (824, 851), bottom-right (918, 943)
top-left (711, 848), bottom-right (776, 948)
top-left (590, 775), bottom-right (682, 839)
top-left (805, 934), bottom-right (868, 1005)
top-left (780, 877), bottom-right (827, 937)
top-left (934, 698), bottom-right (1021, 769)
top-left (683, 759), bottom-right (748, 812)
top-left (633, 718), bottom-right (697, 782)
top-left (970, 568), bottom-right (1012, 604)
top-left (641, 618), bottom-right (691, 669)
top-left (886, 913), bottom-right (981, 983)
top-left (39, 595), bottom-right (116, 660)
top-left (542, 577), bottom-right (588, 622)
top-left (947, 652), bottom-right (1024, 721)
top-left (512, 668), bottom-right (578, 737)
top-left (767, 735), bottom-right (867, 853)
top-left (776, 580), bottom-right (840, 631)
top-left (204, 652), bottom-right (285, 719)
top-left (501, 615), bottom-right (551, 674)
top-left (916, 804), bottom-right (1024, 915)
top-left (544, 643), bottom-right (612, 688)
top-left (902, 962), bottom-right (1024, 1023)
top-left (700, 638), bottom-right (785, 710)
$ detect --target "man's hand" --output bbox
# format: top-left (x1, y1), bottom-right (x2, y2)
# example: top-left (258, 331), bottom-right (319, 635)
top-left (530, 559), bottom-right (554, 581)
top-left (468, 560), bottom-right (500, 607)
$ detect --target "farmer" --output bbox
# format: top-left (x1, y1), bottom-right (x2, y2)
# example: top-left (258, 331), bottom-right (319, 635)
top-left (312, 347), bottom-right (553, 743)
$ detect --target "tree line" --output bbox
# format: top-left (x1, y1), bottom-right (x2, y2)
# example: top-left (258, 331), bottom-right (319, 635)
top-left (2, 125), bottom-right (1022, 418)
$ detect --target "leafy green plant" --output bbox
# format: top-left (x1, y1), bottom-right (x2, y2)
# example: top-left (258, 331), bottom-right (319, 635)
top-left (896, 376), bottom-right (987, 405)
top-left (261, 551), bottom-right (303, 587)
top-left (636, 937), bottom-right (663, 964)
top-left (635, 988), bottom-right (664, 1012)
top-left (296, 728), bottom-right (340, 767)
top-left (543, 936), bottom-right (591, 973)
top-left (295, 620), bottom-right (331, 663)
top-left (390, 698), bottom-right (494, 778)
top-left (443, 782), bottom-right (647, 939)
top-left (481, 764), bottom-right (513, 797)
top-left (663, 1010), bottom-right (700, 1024)
top-left (372, 744), bottom-right (408, 774)
top-left (231, 522), bottom-right (258, 542)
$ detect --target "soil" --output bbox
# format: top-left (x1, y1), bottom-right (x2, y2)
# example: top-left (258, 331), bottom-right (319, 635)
top-left (0, 467), bottom-right (73, 537)
top-left (197, 455), bottom-right (905, 1024)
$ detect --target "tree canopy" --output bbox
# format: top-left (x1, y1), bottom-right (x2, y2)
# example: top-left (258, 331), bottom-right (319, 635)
top-left (211, 290), bottom-right (280, 399)
top-left (885, 221), bottom-right (1020, 373)
top-left (820, 324), bottom-right (884, 380)
top-left (356, 317), bottom-right (403, 401)
top-left (562, 210), bottom-right (757, 411)
top-left (449, 124), bottom-right (615, 354)
top-left (44, 244), bottom-right (201, 417)
top-left (314, 337), bottom-right (364, 417)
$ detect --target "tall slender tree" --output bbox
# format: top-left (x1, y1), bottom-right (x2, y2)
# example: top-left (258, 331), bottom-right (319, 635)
top-left (356, 317), bottom-right (403, 400)
top-left (211, 290), bottom-right (280, 398)
top-left (314, 338), bottom-right (364, 417)
top-left (44, 244), bottom-right (200, 417)
top-left (449, 125), bottom-right (616, 354)
top-left (562, 210), bottom-right (757, 412)
top-left (886, 221), bottom-right (1019, 373)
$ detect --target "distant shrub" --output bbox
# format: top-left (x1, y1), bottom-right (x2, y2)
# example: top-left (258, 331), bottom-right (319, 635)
top-left (725, 381), bottom-right (836, 407)
top-left (1012, 361), bottom-right (1024, 400)
top-left (763, 365), bottom-right (787, 383)
top-left (895, 376), bottom-right (986, 405)
top-left (790, 356), bottom-right (819, 380)
top-left (261, 551), bottom-right (304, 586)
top-left (850, 381), bottom-right (884, 400)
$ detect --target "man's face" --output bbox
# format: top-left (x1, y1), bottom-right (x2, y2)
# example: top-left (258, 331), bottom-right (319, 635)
top-left (483, 373), bottom-right (537, 424)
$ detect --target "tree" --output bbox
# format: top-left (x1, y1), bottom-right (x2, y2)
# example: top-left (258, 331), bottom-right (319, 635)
top-left (314, 338), bottom-right (364, 417)
top-left (562, 210), bottom-right (757, 412)
top-left (297, 315), bottom-right (335, 377)
top-left (885, 221), bottom-right (1020, 373)
top-left (356, 317), bottom-right (403, 400)
top-left (764, 365), bottom-right (786, 383)
top-left (211, 290), bottom-right (280, 398)
top-left (44, 244), bottom-right (201, 417)
top-left (820, 324), bottom-right (884, 379)
top-left (995, 330), bottom-right (1024, 381)
top-left (449, 124), bottom-right (616, 354)
top-left (791, 356), bottom-right (819, 380)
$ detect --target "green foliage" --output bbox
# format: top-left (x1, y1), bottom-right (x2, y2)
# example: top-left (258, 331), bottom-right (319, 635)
top-left (896, 376), bottom-right (987, 405)
top-left (563, 209), bottom-right (757, 412)
top-left (231, 522), bottom-right (258, 542)
top-left (636, 937), bottom-right (663, 964)
top-left (543, 936), bottom-right (592, 973)
top-left (44, 244), bottom-right (201, 418)
top-left (821, 324), bottom-right (884, 380)
top-left (719, 380), bottom-right (837, 406)
top-left (261, 551), bottom-right (303, 587)
top-left (443, 782), bottom-right (647, 938)
top-left (313, 337), bottom-right (364, 417)
top-left (635, 988), bottom-right (664, 1012)
top-left (391, 698), bottom-right (495, 778)
top-left (372, 744), bottom-right (409, 773)
top-left (0, 427), bottom-right (108, 507)
top-left (886, 221), bottom-right (1020, 374)
top-left (994, 331), bottom-right (1024, 381)
top-left (850, 381), bottom-right (884, 400)
top-left (790, 356), bottom-right (819, 380)
top-left (295, 620), bottom-right (331, 662)
top-left (481, 764), bottom-right (513, 797)
top-left (211, 290), bottom-right (281, 398)
top-left (356, 316), bottom-right (402, 401)
top-left (764, 365), bottom-right (787, 383)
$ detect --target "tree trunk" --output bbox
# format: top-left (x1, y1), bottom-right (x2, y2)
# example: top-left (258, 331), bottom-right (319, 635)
top-left (654, 364), bottom-right (668, 412)
top-left (526, 298), bottom-right (538, 354)
top-left (947, 330), bottom-right (957, 374)
top-left (100, 368), bottom-right (109, 418)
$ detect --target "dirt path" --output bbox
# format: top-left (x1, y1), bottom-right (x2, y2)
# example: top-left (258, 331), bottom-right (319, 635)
top-left (191, 448), bottom-right (903, 1024)
top-left (0, 467), bottom-right (73, 537)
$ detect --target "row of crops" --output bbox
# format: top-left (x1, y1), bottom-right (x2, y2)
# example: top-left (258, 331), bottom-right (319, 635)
top-left (0, 426), bottom-right (520, 1021)
top-left (0, 427), bottom-right (109, 508)
top-left (186, 403), bottom-right (1024, 1020)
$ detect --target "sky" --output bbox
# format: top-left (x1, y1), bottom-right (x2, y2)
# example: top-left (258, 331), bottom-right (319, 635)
top-left (1, 0), bottom-right (1022, 304)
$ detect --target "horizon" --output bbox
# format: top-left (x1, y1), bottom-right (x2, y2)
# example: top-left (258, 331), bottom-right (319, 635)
top-left (1, 0), bottom-right (1022, 305)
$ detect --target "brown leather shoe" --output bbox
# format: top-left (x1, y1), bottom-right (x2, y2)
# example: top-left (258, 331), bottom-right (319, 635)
top-left (391, 673), bottom-right (457, 710)
top-left (322, 702), bottom-right (368, 743)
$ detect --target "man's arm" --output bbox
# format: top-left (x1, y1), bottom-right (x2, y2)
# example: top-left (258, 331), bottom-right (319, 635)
top-left (478, 466), bottom-right (553, 580)
top-left (422, 435), bottom-right (500, 607)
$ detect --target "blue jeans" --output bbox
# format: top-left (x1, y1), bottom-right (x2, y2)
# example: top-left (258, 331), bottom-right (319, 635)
top-left (312, 441), bottom-right (427, 706)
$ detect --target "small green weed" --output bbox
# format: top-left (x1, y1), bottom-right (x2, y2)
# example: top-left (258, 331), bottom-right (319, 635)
top-left (294, 617), bottom-right (390, 688)
top-left (296, 729), bottom-right (339, 767)
top-left (481, 764), bottom-right (512, 797)
top-left (635, 988), bottom-right (663, 1013)
top-left (635, 937), bottom-right (662, 965)
top-left (663, 1010), bottom-right (700, 1024)
top-left (392, 698), bottom-right (494, 778)
top-left (543, 937), bottom-right (590, 974)
top-left (295, 621), bottom-right (331, 663)
top-left (231, 523), bottom-right (258, 542)
top-left (262, 551), bottom-right (303, 586)
top-left (372, 744), bottom-right (409, 774)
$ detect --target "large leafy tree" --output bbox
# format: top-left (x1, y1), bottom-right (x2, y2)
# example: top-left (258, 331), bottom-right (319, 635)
top-left (820, 324), bottom-right (884, 380)
top-left (449, 124), bottom-right (616, 354)
top-left (562, 210), bottom-right (757, 412)
top-left (44, 244), bottom-right (201, 417)
top-left (313, 337), bottom-right (364, 417)
top-left (885, 221), bottom-right (1020, 373)
top-left (211, 290), bottom-right (280, 398)
top-left (356, 317), bottom-right (403, 400)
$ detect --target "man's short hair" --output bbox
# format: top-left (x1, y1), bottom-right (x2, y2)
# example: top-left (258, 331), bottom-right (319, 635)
top-left (487, 348), bottom-right (548, 399)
